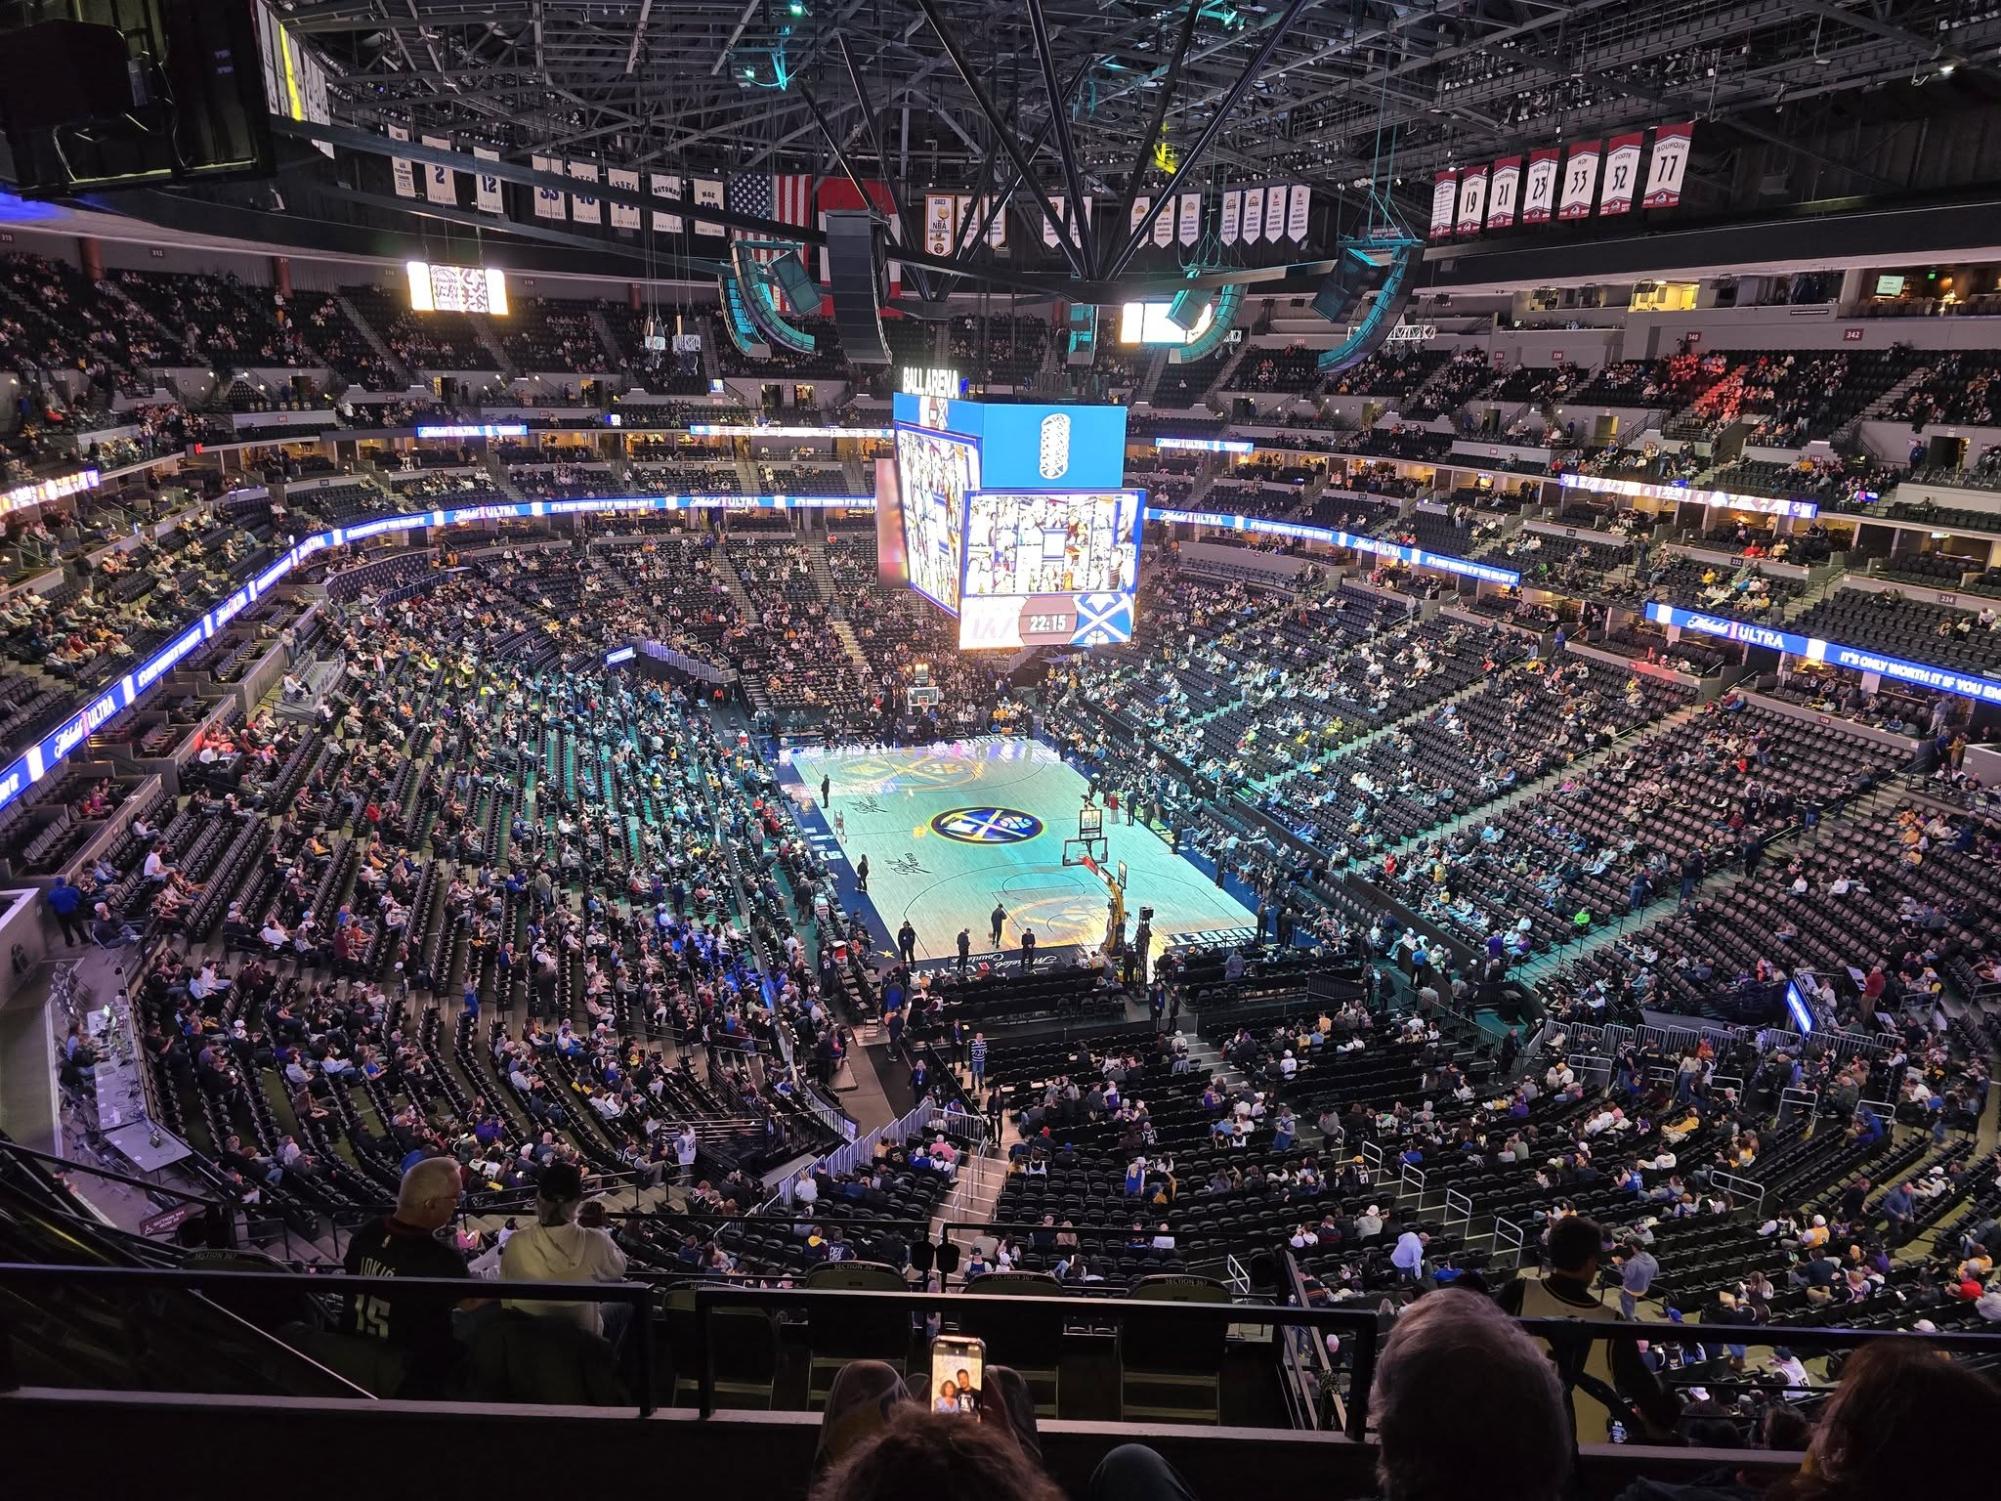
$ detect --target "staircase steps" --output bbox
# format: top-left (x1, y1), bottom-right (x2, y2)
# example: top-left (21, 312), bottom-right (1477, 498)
top-left (336, 294), bottom-right (417, 388)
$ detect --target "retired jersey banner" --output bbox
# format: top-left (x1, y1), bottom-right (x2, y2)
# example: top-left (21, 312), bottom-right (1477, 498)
top-left (1484, 156), bottom-right (1521, 231)
top-left (1177, 192), bottom-right (1201, 245)
top-left (472, 147), bottom-right (504, 215)
top-left (1455, 167), bottom-right (1488, 237)
top-left (607, 167), bottom-right (641, 229)
top-left (1221, 189), bottom-right (1243, 244)
top-left (649, 173), bottom-right (683, 232)
top-left (1559, 141), bottom-right (1600, 221)
top-left (1643, 122), bottom-right (1694, 209)
top-left (388, 124), bottom-right (416, 199)
top-left (693, 178), bottom-right (724, 236)
top-left (1286, 183), bottom-right (1311, 241)
top-left (420, 135), bottom-right (456, 206)
top-left (1429, 170), bottom-right (1458, 238)
top-left (530, 154), bottom-right (565, 218)
top-left (567, 161), bottom-right (601, 224)
top-left (1241, 184), bottom-right (1265, 242)
top-left (1601, 133), bottom-right (1644, 216)
top-left (1266, 185), bottom-right (1288, 240)
top-left (1521, 149), bottom-right (1559, 225)
top-left (1042, 195), bottom-right (1064, 248)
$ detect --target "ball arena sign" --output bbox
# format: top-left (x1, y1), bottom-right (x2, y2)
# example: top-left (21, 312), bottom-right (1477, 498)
top-left (929, 807), bottom-right (1045, 845)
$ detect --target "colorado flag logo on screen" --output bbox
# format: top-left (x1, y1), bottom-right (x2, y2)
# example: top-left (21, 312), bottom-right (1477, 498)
top-left (1038, 412), bottom-right (1072, 480)
top-left (1072, 592), bottom-right (1133, 646)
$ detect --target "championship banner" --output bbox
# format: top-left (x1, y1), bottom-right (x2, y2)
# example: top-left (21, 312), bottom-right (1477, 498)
top-left (925, 194), bottom-right (956, 256)
top-left (530, 154), bottom-right (566, 218)
top-left (1429, 170), bottom-right (1458, 238)
top-left (1131, 195), bottom-right (1150, 233)
top-left (1241, 184), bottom-right (1265, 242)
top-left (388, 123), bottom-right (416, 199)
top-left (954, 195), bottom-right (975, 251)
top-left (1454, 166), bottom-right (1487, 237)
top-left (472, 147), bottom-right (504, 215)
top-left (692, 178), bottom-right (724, 236)
top-left (981, 196), bottom-right (1008, 249)
top-left (1042, 195), bottom-right (1064, 248)
top-left (1521, 149), bottom-right (1559, 225)
top-left (1153, 201), bottom-right (1175, 247)
top-left (1486, 156), bottom-right (1520, 231)
top-left (1558, 141), bottom-right (1600, 221)
top-left (1265, 184), bottom-right (1288, 240)
top-left (1643, 122), bottom-right (1694, 209)
top-left (420, 135), bottom-right (456, 205)
top-left (568, 161), bottom-right (601, 224)
top-left (1221, 189), bottom-right (1242, 244)
top-left (1286, 183), bottom-right (1310, 241)
top-left (649, 173), bottom-right (683, 233)
top-left (1600, 132), bottom-right (1644, 216)
top-left (607, 167), bottom-right (641, 229)
top-left (1177, 192), bottom-right (1201, 245)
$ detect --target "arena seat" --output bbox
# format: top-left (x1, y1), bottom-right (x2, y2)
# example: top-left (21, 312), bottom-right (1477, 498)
top-left (1117, 1275), bottom-right (1231, 1423)
top-left (803, 1261), bottom-right (913, 1405)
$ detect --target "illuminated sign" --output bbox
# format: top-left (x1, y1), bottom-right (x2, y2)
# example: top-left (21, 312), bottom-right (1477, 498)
top-left (1383, 322), bottom-right (1439, 344)
top-left (406, 261), bottom-right (509, 315)
top-left (1645, 602), bottom-right (2001, 706)
top-left (415, 423), bottom-right (528, 439)
top-left (1558, 471), bottom-right (1818, 520)
top-left (898, 367), bottom-right (964, 398)
top-left (685, 425), bottom-right (893, 439)
top-left (1145, 506), bottom-right (1522, 587)
top-left (604, 646), bottom-right (636, 665)
top-left (2, 467), bottom-right (101, 517)
top-left (1155, 437), bottom-right (1256, 454)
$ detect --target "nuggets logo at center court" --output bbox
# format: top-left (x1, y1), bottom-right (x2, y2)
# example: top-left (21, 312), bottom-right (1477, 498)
top-left (1037, 412), bottom-right (1071, 480)
top-left (930, 807), bottom-right (1045, 845)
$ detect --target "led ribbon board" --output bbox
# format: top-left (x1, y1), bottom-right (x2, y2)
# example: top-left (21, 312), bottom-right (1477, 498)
top-left (1559, 471), bottom-right (1820, 521)
top-left (1154, 437), bottom-right (1256, 454)
top-left (1644, 602), bottom-right (2001, 707)
top-left (1145, 506), bottom-right (1523, 587)
top-left (2, 467), bottom-right (101, 519)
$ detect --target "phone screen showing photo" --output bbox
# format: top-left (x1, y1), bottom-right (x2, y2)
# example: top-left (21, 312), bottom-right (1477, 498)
top-left (929, 1337), bottom-right (985, 1416)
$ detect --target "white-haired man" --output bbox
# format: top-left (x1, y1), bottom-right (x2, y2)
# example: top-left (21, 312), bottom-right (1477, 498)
top-left (340, 1156), bottom-right (470, 1393)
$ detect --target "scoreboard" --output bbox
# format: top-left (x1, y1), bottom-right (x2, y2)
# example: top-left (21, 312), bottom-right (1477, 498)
top-left (887, 389), bottom-right (1140, 651)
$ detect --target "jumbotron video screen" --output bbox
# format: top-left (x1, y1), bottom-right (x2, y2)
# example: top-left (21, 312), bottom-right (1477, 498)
top-left (958, 488), bottom-right (1143, 650)
top-left (892, 425), bottom-right (978, 614)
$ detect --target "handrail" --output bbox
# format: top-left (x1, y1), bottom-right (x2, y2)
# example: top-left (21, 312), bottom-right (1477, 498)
top-left (1279, 1248), bottom-right (1339, 1432)
top-left (686, 1282), bottom-right (2001, 1435)
top-left (0, 1261), bottom-right (660, 1415)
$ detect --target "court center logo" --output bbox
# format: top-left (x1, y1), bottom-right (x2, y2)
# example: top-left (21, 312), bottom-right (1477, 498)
top-left (930, 807), bottom-right (1045, 845)
top-left (1038, 412), bottom-right (1071, 480)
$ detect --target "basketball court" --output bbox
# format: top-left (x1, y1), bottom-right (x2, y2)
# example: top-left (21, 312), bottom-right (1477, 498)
top-left (781, 737), bottom-right (1255, 963)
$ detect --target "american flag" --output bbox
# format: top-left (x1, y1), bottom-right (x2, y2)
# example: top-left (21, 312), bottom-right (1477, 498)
top-left (727, 172), bottom-right (814, 261)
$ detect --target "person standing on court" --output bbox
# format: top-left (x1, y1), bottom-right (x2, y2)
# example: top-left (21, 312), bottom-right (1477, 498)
top-left (1020, 926), bottom-right (1036, 973)
top-left (956, 926), bottom-right (971, 976)
top-left (855, 853), bottom-right (869, 893)
top-left (990, 901), bottom-right (1006, 949)
top-left (897, 919), bottom-right (918, 966)
top-left (820, 773), bottom-right (830, 808)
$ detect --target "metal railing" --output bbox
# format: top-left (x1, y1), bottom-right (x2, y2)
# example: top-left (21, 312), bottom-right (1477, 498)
top-left (680, 1282), bottom-right (2001, 1437)
top-left (0, 1261), bottom-right (661, 1414)
top-left (7, 1261), bottom-right (2001, 1439)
